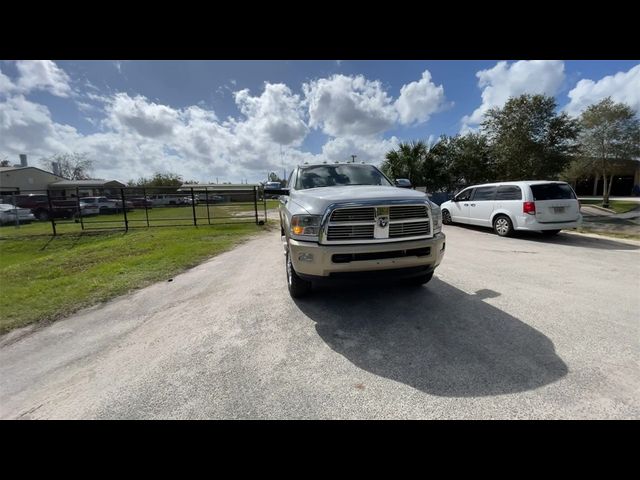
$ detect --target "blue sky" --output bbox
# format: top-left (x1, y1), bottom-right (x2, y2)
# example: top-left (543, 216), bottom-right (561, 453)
top-left (1, 60), bottom-right (638, 183)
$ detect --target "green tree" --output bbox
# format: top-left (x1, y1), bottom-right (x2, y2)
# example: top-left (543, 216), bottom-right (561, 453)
top-left (577, 97), bottom-right (640, 207)
top-left (432, 134), bottom-right (496, 191)
top-left (482, 94), bottom-right (580, 181)
top-left (40, 152), bottom-right (93, 179)
top-left (129, 172), bottom-right (183, 187)
top-left (381, 140), bottom-right (427, 186)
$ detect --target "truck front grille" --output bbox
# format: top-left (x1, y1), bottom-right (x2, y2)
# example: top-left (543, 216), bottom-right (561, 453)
top-left (330, 207), bottom-right (375, 222)
top-left (389, 221), bottom-right (430, 237)
top-left (323, 203), bottom-right (432, 243)
top-left (389, 205), bottom-right (428, 219)
top-left (327, 224), bottom-right (375, 240)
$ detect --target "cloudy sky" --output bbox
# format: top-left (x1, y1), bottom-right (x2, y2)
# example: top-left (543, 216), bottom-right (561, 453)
top-left (1, 60), bottom-right (638, 184)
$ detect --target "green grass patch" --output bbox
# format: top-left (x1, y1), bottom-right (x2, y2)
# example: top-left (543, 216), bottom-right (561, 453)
top-left (580, 199), bottom-right (639, 214)
top-left (0, 223), bottom-right (268, 334)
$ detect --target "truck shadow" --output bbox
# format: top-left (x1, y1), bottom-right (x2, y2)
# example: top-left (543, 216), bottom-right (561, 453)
top-left (295, 277), bottom-right (568, 397)
top-left (445, 224), bottom-right (639, 250)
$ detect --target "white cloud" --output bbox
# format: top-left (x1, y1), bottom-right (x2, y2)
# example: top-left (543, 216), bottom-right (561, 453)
top-left (461, 60), bottom-right (565, 131)
top-left (105, 93), bottom-right (182, 138)
top-left (14, 60), bottom-right (72, 97)
top-left (564, 64), bottom-right (640, 116)
top-left (0, 68), bottom-right (15, 95)
top-left (395, 70), bottom-right (447, 124)
top-left (321, 135), bottom-right (399, 166)
top-left (303, 74), bottom-right (398, 136)
top-left (233, 83), bottom-right (308, 146)
top-left (0, 67), bottom-right (445, 183)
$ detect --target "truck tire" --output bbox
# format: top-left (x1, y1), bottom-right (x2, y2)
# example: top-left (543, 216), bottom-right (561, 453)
top-left (286, 250), bottom-right (311, 298)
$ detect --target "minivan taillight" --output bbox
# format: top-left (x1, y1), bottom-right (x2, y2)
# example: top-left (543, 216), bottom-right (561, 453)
top-left (523, 201), bottom-right (536, 215)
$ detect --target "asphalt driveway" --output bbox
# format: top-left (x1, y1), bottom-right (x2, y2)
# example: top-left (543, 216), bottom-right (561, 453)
top-left (1, 225), bottom-right (638, 419)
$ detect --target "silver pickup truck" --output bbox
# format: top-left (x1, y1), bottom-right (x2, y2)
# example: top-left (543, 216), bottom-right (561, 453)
top-left (266, 162), bottom-right (446, 297)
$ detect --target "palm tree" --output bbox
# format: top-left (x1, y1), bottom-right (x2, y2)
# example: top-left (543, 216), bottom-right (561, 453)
top-left (381, 140), bottom-right (427, 185)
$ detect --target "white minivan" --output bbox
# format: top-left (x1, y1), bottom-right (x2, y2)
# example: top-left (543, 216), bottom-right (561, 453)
top-left (440, 181), bottom-right (582, 237)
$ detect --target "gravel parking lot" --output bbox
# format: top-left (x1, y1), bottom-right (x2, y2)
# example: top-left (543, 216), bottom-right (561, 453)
top-left (1, 225), bottom-right (638, 419)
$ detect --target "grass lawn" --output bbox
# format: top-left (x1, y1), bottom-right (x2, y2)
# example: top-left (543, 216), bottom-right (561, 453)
top-left (0, 222), bottom-right (270, 334)
top-left (580, 199), bottom-right (639, 214)
top-left (576, 227), bottom-right (640, 241)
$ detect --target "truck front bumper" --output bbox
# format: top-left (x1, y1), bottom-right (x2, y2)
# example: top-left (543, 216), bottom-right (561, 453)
top-left (287, 233), bottom-right (446, 279)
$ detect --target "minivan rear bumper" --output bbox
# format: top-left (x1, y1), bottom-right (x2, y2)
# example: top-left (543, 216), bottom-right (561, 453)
top-left (514, 214), bottom-right (582, 231)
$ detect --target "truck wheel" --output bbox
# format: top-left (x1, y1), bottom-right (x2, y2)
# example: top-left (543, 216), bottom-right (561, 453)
top-left (286, 251), bottom-right (311, 298)
top-left (493, 215), bottom-right (513, 237)
top-left (408, 271), bottom-right (434, 286)
top-left (442, 209), bottom-right (452, 225)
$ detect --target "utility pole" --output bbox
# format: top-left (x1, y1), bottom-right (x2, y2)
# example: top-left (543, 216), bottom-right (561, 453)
top-left (351, 154), bottom-right (357, 163)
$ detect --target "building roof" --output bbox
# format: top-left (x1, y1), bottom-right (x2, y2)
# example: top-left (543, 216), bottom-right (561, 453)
top-left (49, 179), bottom-right (126, 188)
top-left (178, 184), bottom-right (259, 192)
top-left (0, 166), bottom-right (65, 178)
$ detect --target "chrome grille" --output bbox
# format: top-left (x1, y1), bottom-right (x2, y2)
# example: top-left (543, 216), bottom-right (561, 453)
top-left (390, 205), bottom-right (428, 220)
top-left (327, 224), bottom-right (375, 240)
top-left (330, 207), bottom-right (375, 222)
top-left (389, 221), bottom-right (430, 238)
top-left (323, 203), bottom-right (432, 244)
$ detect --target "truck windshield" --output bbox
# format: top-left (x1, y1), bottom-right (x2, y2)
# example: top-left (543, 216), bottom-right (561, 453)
top-left (296, 165), bottom-right (392, 190)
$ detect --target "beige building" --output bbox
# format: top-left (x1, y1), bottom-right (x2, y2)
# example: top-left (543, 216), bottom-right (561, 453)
top-left (0, 166), bottom-right (65, 195)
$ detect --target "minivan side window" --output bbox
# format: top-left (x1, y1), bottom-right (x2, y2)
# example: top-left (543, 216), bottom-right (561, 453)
top-left (472, 186), bottom-right (497, 201)
top-left (455, 188), bottom-right (473, 201)
top-left (496, 185), bottom-right (522, 200)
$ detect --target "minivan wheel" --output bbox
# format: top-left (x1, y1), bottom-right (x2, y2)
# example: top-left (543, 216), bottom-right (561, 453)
top-left (442, 209), bottom-right (452, 225)
top-left (493, 215), bottom-right (513, 237)
top-left (542, 229), bottom-right (561, 236)
top-left (285, 250), bottom-right (312, 298)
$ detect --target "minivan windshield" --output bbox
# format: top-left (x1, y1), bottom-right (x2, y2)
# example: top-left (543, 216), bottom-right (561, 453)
top-left (295, 164), bottom-right (392, 190)
top-left (530, 183), bottom-right (576, 201)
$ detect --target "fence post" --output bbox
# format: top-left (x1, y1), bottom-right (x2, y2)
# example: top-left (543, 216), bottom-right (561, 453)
top-left (46, 190), bottom-right (56, 236)
top-left (11, 193), bottom-right (19, 228)
top-left (120, 188), bottom-right (129, 232)
top-left (253, 185), bottom-right (258, 225)
top-left (143, 186), bottom-right (150, 227)
top-left (191, 187), bottom-right (197, 226)
top-left (205, 187), bottom-right (211, 225)
top-left (75, 187), bottom-right (84, 230)
top-left (263, 187), bottom-right (267, 223)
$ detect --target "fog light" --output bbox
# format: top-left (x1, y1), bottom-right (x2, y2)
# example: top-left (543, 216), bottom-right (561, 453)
top-left (298, 253), bottom-right (314, 262)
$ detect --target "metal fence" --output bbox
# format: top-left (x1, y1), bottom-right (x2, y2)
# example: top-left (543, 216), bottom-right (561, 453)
top-left (0, 185), bottom-right (269, 236)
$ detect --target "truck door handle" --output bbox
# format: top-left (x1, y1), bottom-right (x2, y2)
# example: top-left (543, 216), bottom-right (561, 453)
top-left (463, 203), bottom-right (469, 206)
top-left (471, 203), bottom-right (476, 207)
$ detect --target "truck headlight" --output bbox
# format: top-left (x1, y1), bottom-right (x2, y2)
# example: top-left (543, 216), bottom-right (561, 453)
top-left (432, 207), bottom-right (442, 233)
top-left (291, 215), bottom-right (321, 237)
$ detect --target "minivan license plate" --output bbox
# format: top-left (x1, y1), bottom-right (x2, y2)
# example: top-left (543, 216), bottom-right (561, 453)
top-left (553, 207), bottom-right (565, 214)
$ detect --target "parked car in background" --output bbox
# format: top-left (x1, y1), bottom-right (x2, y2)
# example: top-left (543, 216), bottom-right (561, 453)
top-left (440, 181), bottom-right (582, 237)
top-left (129, 197), bottom-right (153, 208)
top-left (80, 197), bottom-right (132, 213)
top-left (11, 194), bottom-right (78, 221)
top-left (147, 194), bottom-right (185, 206)
top-left (78, 201), bottom-right (100, 216)
top-left (200, 194), bottom-right (225, 204)
top-left (0, 203), bottom-right (36, 225)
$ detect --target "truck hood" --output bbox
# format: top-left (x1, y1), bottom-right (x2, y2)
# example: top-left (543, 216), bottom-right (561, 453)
top-left (291, 186), bottom-right (430, 214)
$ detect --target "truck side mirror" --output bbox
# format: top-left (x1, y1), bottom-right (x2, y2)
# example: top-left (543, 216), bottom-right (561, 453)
top-left (394, 178), bottom-right (412, 189)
